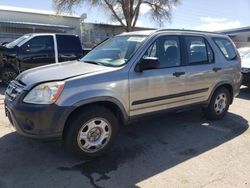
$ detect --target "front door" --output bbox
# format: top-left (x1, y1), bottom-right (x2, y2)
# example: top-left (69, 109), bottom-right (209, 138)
top-left (18, 35), bottom-right (55, 71)
top-left (129, 35), bottom-right (187, 117)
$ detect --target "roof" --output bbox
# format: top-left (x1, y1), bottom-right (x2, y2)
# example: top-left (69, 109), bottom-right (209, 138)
top-left (119, 29), bottom-right (225, 37)
top-left (0, 5), bottom-right (81, 19)
top-left (219, 26), bottom-right (250, 34)
top-left (0, 21), bottom-right (74, 30)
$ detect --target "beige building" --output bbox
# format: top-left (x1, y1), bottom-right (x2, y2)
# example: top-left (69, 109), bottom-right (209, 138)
top-left (81, 22), bottom-right (155, 48)
top-left (0, 5), bottom-right (82, 43)
top-left (220, 26), bottom-right (250, 48)
top-left (0, 5), bottom-right (154, 48)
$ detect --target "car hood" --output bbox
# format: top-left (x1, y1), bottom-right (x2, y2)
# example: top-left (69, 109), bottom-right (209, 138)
top-left (17, 60), bottom-right (112, 86)
top-left (0, 46), bottom-right (17, 57)
top-left (242, 57), bottom-right (250, 69)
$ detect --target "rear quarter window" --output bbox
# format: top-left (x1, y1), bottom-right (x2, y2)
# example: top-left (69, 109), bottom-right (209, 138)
top-left (213, 38), bottom-right (237, 60)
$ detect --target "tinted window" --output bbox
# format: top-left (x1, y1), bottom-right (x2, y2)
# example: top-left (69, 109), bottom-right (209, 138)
top-left (56, 35), bottom-right (82, 53)
top-left (22, 36), bottom-right (54, 53)
top-left (214, 38), bottom-right (236, 60)
top-left (144, 36), bottom-right (181, 68)
top-left (185, 36), bottom-right (214, 64)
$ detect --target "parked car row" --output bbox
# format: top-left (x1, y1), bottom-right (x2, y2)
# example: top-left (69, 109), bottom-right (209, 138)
top-left (4, 29), bottom-right (242, 157)
top-left (0, 33), bottom-right (91, 85)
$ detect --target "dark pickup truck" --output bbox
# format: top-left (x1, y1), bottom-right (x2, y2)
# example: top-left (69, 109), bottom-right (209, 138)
top-left (0, 33), bottom-right (90, 85)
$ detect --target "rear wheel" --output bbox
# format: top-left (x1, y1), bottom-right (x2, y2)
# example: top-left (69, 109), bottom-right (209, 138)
top-left (64, 106), bottom-right (118, 157)
top-left (1, 68), bottom-right (18, 86)
top-left (203, 87), bottom-right (230, 120)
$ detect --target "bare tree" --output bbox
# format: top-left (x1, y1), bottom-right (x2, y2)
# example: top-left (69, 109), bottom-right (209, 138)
top-left (53, 0), bottom-right (180, 32)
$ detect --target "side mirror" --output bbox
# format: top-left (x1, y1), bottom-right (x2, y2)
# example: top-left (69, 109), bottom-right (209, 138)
top-left (21, 44), bottom-right (30, 52)
top-left (135, 57), bottom-right (160, 72)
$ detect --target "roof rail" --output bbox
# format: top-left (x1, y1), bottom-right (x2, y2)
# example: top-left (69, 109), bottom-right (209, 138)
top-left (155, 29), bottom-right (221, 35)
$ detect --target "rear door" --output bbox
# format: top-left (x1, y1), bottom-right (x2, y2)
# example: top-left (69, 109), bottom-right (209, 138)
top-left (56, 35), bottom-right (83, 62)
top-left (18, 35), bottom-right (55, 71)
top-left (183, 36), bottom-right (218, 104)
top-left (129, 35), bottom-right (188, 117)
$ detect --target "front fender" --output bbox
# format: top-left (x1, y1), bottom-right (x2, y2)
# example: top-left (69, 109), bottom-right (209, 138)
top-left (57, 89), bottom-right (129, 121)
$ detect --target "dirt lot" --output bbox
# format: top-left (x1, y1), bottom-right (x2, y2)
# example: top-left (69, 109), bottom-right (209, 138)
top-left (0, 86), bottom-right (250, 188)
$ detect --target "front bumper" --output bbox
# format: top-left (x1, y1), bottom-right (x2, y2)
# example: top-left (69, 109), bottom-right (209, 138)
top-left (4, 96), bottom-right (72, 140)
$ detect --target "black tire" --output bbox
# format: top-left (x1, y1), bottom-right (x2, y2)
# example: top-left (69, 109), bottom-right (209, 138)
top-left (203, 87), bottom-right (230, 120)
top-left (64, 106), bottom-right (119, 157)
top-left (1, 68), bottom-right (18, 86)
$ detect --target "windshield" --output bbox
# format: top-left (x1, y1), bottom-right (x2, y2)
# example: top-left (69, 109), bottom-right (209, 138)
top-left (81, 35), bottom-right (147, 67)
top-left (6, 34), bottom-right (32, 48)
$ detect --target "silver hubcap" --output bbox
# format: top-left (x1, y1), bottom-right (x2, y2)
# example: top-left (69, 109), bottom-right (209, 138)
top-left (77, 118), bottom-right (111, 153)
top-left (214, 93), bottom-right (227, 115)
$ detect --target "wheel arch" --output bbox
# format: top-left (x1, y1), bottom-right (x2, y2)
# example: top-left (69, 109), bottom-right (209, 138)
top-left (1, 58), bottom-right (20, 73)
top-left (208, 83), bottom-right (234, 105)
top-left (62, 98), bottom-right (128, 139)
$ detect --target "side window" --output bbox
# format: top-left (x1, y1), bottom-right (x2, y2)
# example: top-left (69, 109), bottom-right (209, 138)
top-left (214, 38), bottom-right (236, 60)
top-left (21, 36), bottom-right (54, 54)
top-left (56, 35), bottom-right (82, 53)
top-left (185, 36), bottom-right (214, 65)
top-left (144, 36), bottom-right (181, 68)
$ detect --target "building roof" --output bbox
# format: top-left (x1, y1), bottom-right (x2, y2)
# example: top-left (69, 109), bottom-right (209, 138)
top-left (0, 5), bottom-right (81, 19)
top-left (83, 22), bottom-right (156, 30)
top-left (0, 21), bottom-right (74, 30)
top-left (219, 26), bottom-right (250, 34)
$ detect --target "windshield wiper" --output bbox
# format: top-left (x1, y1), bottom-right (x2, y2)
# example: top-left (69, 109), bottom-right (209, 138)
top-left (83, 60), bottom-right (102, 65)
top-left (84, 60), bottom-right (119, 67)
top-left (97, 62), bottom-right (119, 67)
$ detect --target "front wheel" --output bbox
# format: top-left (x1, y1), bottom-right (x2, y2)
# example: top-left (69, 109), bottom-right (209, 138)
top-left (203, 87), bottom-right (230, 120)
top-left (64, 106), bottom-right (118, 157)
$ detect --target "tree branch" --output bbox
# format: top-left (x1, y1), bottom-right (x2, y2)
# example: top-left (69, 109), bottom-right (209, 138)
top-left (103, 0), bottom-right (126, 28)
top-left (132, 0), bottom-right (142, 29)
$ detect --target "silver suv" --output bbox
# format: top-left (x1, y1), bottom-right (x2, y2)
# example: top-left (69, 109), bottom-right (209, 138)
top-left (5, 30), bottom-right (242, 157)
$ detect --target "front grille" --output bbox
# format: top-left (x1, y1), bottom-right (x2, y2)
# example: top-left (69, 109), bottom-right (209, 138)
top-left (5, 80), bottom-right (25, 101)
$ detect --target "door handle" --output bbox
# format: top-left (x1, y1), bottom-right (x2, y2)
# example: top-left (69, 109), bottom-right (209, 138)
top-left (173, 72), bottom-right (185, 77)
top-left (213, 67), bottom-right (222, 72)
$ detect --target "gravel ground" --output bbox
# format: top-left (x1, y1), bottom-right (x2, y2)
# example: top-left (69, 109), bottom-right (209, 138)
top-left (0, 86), bottom-right (250, 188)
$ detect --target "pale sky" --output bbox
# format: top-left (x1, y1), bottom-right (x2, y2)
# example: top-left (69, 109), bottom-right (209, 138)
top-left (0, 0), bottom-right (249, 31)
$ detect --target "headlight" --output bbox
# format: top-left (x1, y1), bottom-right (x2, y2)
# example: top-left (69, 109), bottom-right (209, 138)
top-left (23, 81), bottom-right (65, 104)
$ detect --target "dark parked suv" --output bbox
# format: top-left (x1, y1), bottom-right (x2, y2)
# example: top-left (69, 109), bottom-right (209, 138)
top-left (5, 29), bottom-right (242, 157)
top-left (0, 33), bottom-right (87, 85)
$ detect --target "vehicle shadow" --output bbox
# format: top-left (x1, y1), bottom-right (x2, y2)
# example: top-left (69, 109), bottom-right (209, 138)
top-left (237, 87), bottom-right (250, 100)
top-left (0, 109), bottom-right (248, 188)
